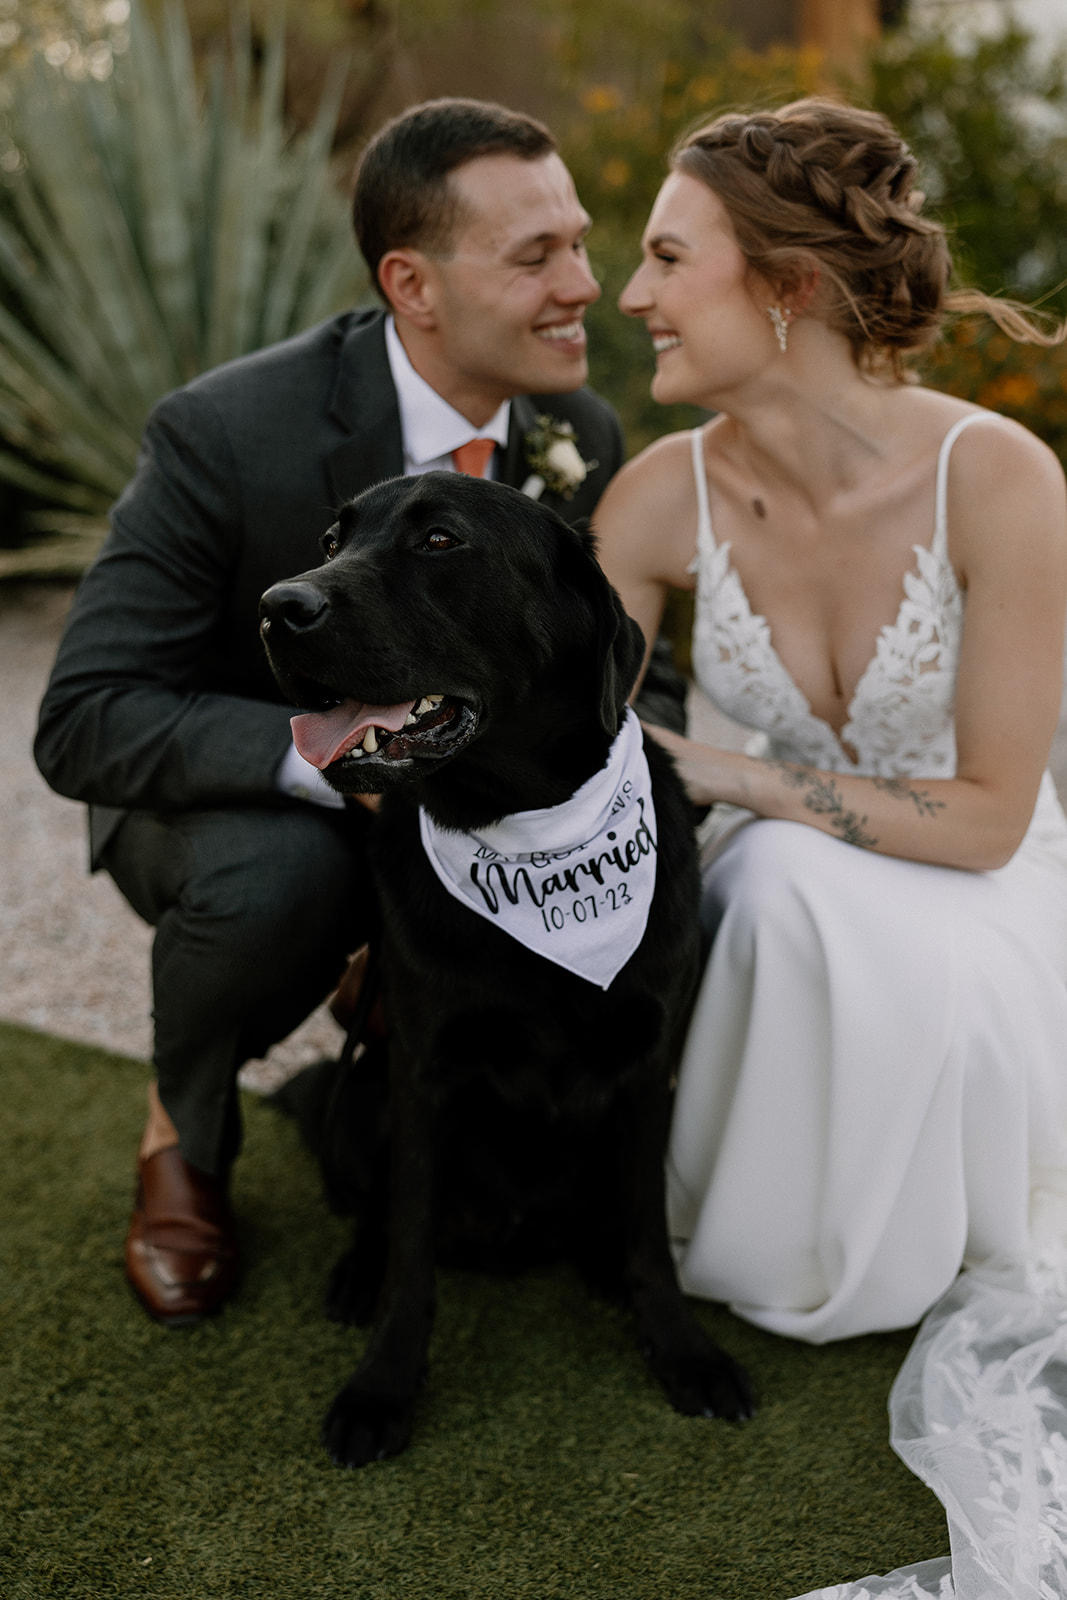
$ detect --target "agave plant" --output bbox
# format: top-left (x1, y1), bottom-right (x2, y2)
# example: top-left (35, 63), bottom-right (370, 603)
top-left (0, 0), bottom-right (368, 569)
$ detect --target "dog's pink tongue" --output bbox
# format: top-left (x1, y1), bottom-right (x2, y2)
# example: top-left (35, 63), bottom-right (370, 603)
top-left (291, 698), bottom-right (416, 769)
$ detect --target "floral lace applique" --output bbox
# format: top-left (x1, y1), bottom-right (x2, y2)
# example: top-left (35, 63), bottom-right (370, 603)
top-left (840, 543), bottom-right (962, 778)
top-left (692, 536), bottom-right (963, 781)
top-left (693, 539), bottom-right (846, 771)
top-left (687, 417), bottom-right (980, 783)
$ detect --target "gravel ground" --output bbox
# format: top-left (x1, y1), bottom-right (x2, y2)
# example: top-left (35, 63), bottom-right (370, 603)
top-left (0, 582), bottom-right (345, 1094)
top-left (5, 579), bottom-right (1067, 1094)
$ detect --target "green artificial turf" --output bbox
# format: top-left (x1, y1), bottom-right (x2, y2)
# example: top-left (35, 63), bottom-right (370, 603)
top-left (0, 1020), bottom-right (949, 1599)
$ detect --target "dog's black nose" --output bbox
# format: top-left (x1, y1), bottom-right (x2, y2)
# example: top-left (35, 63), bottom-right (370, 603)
top-left (260, 581), bottom-right (329, 635)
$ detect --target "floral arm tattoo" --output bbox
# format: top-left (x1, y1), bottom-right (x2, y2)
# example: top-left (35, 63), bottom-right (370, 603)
top-left (768, 764), bottom-right (946, 850)
top-left (768, 763), bottom-right (879, 849)
top-left (870, 774), bottom-right (947, 818)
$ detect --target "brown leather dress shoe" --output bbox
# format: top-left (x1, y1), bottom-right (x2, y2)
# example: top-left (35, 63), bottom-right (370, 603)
top-left (125, 1146), bottom-right (239, 1326)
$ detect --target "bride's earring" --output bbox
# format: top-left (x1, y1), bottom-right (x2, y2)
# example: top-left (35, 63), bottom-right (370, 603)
top-left (767, 303), bottom-right (792, 354)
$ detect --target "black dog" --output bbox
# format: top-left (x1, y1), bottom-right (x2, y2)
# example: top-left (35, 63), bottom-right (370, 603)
top-left (260, 473), bottom-right (754, 1467)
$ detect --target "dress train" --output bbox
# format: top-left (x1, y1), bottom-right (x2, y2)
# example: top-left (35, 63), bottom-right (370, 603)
top-left (794, 1251), bottom-right (1067, 1598)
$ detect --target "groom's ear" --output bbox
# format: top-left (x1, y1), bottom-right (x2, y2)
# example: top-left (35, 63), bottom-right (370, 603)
top-left (378, 249), bottom-right (438, 331)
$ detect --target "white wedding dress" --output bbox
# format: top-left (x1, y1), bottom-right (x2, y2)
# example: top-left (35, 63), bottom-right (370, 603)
top-left (668, 416), bottom-right (1067, 1597)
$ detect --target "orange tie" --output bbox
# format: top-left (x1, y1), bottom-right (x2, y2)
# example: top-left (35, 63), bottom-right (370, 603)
top-left (452, 438), bottom-right (496, 478)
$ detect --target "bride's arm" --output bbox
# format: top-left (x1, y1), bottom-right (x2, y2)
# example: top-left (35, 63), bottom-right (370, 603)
top-left (643, 420), bottom-right (1067, 872)
top-left (593, 432), bottom-right (700, 687)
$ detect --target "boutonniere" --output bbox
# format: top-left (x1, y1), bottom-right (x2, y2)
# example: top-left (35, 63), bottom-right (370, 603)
top-left (521, 415), bottom-right (596, 501)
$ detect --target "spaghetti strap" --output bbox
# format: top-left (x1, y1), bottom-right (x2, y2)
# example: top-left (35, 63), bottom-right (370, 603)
top-left (687, 427), bottom-right (715, 576)
top-left (933, 412), bottom-right (986, 558)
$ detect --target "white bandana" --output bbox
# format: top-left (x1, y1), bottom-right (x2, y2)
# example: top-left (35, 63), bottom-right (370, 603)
top-left (419, 708), bottom-right (657, 990)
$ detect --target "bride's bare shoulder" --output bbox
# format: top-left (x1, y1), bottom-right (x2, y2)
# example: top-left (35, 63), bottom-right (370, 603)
top-left (594, 427), bottom-right (702, 530)
top-left (592, 428), bottom-right (708, 589)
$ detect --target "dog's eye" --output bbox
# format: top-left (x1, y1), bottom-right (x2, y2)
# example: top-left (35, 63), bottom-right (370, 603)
top-left (421, 530), bottom-right (461, 552)
top-left (321, 531), bottom-right (341, 561)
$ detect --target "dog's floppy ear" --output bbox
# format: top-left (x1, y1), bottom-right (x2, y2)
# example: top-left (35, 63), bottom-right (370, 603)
top-left (559, 523), bottom-right (647, 737)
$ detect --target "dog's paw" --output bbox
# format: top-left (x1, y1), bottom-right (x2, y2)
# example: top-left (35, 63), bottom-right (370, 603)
top-left (325, 1246), bottom-right (382, 1326)
top-left (652, 1346), bottom-right (756, 1422)
top-left (321, 1384), bottom-right (416, 1468)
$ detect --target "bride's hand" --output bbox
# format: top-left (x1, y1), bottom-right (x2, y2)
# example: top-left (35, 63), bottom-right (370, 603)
top-left (640, 721), bottom-right (731, 807)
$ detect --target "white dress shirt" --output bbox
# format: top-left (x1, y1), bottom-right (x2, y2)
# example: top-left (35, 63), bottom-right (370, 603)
top-left (384, 315), bottom-right (510, 476)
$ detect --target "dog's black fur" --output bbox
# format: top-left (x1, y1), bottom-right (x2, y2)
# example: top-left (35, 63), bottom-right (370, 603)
top-left (260, 472), bottom-right (754, 1467)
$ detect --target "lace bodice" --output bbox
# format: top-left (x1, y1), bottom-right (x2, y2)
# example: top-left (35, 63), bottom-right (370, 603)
top-left (689, 415), bottom-right (983, 779)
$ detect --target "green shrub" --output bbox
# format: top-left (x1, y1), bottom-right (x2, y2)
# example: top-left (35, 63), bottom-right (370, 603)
top-left (869, 18), bottom-right (1067, 454)
top-left (0, 0), bottom-right (366, 573)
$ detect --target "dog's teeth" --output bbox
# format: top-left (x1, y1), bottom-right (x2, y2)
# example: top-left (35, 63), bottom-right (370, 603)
top-left (362, 727), bottom-right (378, 753)
top-left (415, 697), bottom-right (434, 715)
top-left (404, 713), bottom-right (417, 726)
top-left (427, 695), bottom-right (444, 704)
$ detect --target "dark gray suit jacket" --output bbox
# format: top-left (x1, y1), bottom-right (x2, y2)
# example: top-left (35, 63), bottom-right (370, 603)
top-left (34, 310), bottom-right (627, 863)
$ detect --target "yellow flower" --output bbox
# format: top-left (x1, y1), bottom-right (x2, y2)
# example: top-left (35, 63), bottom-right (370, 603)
top-left (601, 158), bottom-right (631, 189)
top-left (978, 373), bottom-right (1040, 410)
top-left (581, 85), bottom-right (621, 114)
top-left (690, 75), bottom-right (720, 104)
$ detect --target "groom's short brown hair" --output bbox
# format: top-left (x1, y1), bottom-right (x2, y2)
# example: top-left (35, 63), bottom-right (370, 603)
top-left (353, 98), bottom-right (557, 291)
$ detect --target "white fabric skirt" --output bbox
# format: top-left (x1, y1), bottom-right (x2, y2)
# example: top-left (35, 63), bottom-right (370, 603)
top-left (667, 777), bottom-right (1067, 1595)
top-left (669, 779), bottom-right (1067, 1342)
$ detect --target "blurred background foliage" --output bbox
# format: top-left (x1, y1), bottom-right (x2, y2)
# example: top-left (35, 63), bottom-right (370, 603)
top-left (3, 0), bottom-right (1067, 575)
top-left (565, 11), bottom-right (1067, 456)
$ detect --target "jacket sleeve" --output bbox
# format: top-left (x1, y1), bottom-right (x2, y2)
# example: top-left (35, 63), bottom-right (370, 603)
top-left (34, 385), bottom-right (294, 813)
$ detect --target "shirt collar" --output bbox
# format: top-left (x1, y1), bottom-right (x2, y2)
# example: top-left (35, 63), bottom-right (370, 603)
top-left (385, 315), bottom-right (510, 469)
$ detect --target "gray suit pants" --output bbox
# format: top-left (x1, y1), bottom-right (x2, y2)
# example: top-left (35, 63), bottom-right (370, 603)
top-left (102, 802), bottom-right (372, 1175)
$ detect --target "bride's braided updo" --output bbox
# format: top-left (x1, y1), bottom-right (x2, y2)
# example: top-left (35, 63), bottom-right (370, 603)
top-left (673, 99), bottom-right (1055, 376)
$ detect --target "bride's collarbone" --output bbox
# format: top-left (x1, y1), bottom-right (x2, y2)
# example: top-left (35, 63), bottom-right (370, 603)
top-left (705, 427), bottom-right (944, 548)
top-left (714, 483), bottom-right (940, 633)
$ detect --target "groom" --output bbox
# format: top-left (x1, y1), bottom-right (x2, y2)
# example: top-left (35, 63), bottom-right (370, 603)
top-left (35, 97), bottom-right (683, 1327)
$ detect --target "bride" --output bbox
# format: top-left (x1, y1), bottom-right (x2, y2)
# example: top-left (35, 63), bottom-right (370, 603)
top-left (593, 98), bottom-right (1067, 1598)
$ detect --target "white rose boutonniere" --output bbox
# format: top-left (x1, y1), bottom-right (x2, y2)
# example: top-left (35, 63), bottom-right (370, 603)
top-left (521, 414), bottom-right (596, 501)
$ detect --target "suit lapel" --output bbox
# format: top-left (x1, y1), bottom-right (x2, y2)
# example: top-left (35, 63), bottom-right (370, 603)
top-left (324, 312), bottom-right (405, 505)
top-left (501, 394), bottom-right (536, 491)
